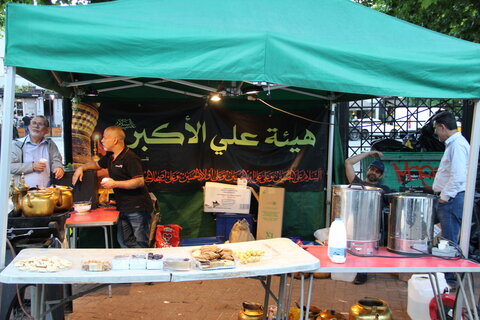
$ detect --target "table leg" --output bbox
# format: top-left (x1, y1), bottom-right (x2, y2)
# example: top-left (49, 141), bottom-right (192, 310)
top-left (298, 273), bottom-right (314, 320)
top-left (299, 273), bottom-right (304, 320)
top-left (101, 226), bottom-right (113, 298)
top-left (277, 274), bottom-right (288, 320)
top-left (102, 226), bottom-right (109, 248)
top-left (465, 273), bottom-right (479, 320)
top-left (285, 274), bottom-right (294, 319)
top-left (71, 228), bottom-right (77, 249)
top-left (305, 273), bottom-right (313, 320)
top-left (31, 284), bottom-right (47, 320)
top-left (429, 273), bottom-right (447, 320)
top-left (109, 226), bottom-right (114, 249)
top-left (262, 276), bottom-right (271, 320)
top-left (31, 285), bottom-right (40, 320)
top-left (454, 272), bottom-right (479, 320)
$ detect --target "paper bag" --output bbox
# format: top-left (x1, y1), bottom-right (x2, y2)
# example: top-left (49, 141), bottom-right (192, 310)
top-left (155, 224), bottom-right (181, 248)
top-left (229, 219), bottom-right (255, 243)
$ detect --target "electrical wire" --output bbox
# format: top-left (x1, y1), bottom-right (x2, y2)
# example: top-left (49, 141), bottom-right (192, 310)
top-left (347, 249), bottom-right (430, 258)
top-left (256, 98), bottom-right (335, 125)
top-left (347, 245), bottom-right (462, 261)
top-left (436, 236), bottom-right (468, 260)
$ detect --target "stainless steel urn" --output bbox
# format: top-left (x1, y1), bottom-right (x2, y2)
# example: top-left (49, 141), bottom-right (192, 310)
top-left (387, 193), bottom-right (436, 254)
top-left (331, 184), bottom-right (383, 255)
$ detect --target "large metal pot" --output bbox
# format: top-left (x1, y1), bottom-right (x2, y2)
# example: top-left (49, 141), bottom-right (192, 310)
top-left (21, 190), bottom-right (55, 217)
top-left (387, 193), bottom-right (436, 254)
top-left (52, 186), bottom-right (74, 212)
top-left (331, 184), bottom-right (383, 255)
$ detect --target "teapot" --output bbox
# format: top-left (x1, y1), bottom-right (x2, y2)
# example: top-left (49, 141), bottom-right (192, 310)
top-left (349, 297), bottom-right (392, 320)
top-left (52, 185), bottom-right (74, 212)
top-left (22, 190), bottom-right (55, 217)
top-left (238, 302), bottom-right (263, 320)
top-left (10, 173), bottom-right (30, 216)
top-left (10, 177), bottom-right (22, 216)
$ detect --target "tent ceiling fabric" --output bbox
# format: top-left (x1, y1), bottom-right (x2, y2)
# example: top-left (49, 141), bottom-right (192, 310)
top-left (5, 0), bottom-right (480, 100)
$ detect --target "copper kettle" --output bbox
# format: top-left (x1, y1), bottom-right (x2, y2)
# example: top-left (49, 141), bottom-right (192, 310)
top-left (52, 186), bottom-right (74, 212)
top-left (10, 173), bottom-right (30, 216)
top-left (22, 190), bottom-right (55, 217)
top-left (349, 297), bottom-right (392, 320)
top-left (238, 302), bottom-right (263, 320)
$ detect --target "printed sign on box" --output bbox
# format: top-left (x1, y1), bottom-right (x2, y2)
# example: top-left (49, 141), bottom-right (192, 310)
top-left (256, 186), bottom-right (285, 240)
top-left (204, 182), bottom-right (251, 214)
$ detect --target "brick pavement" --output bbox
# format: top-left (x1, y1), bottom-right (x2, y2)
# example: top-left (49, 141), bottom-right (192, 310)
top-left (66, 273), bottom-right (411, 320)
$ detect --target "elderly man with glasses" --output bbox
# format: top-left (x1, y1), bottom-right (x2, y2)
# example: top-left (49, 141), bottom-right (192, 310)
top-left (11, 115), bottom-right (64, 188)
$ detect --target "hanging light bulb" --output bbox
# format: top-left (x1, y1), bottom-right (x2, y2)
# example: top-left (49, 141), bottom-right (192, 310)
top-left (210, 93), bottom-right (222, 102)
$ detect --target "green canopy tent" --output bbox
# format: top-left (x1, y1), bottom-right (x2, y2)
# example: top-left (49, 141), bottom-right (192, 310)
top-left (4, 0), bottom-right (480, 99)
top-left (1, 0), bottom-right (480, 267)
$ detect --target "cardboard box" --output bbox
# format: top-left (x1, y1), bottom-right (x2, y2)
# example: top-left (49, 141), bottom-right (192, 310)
top-left (256, 186), bottom-right (285, 239)
top-left (204, 182), bottom-right (251, 214)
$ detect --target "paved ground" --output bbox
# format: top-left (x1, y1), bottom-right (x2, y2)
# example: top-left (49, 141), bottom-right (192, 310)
top-left (65, 273), bottom-right (411, 320)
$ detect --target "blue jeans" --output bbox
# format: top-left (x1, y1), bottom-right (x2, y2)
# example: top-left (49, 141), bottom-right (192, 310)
top-left (436, 191), bottom-right (465, 285)
top-left (117, 211), bottom-right (151, 248)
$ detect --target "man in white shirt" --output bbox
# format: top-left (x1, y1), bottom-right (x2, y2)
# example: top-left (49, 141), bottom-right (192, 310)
top-left (11, 115), bottom-right (64, 188)
top-left (432, 111), bottom-right (469, 288)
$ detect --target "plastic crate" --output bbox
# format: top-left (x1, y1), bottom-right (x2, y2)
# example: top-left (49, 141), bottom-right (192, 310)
top-left (180, 236), bottom-right (224, 247)
top-left (215, 213), bottom-right (254, 241)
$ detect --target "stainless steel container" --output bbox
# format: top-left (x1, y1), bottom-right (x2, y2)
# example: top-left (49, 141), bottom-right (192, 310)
top-left (331, 184), bottom-right (383, 255)
top-left (387, 193), bottom-right (436, 254)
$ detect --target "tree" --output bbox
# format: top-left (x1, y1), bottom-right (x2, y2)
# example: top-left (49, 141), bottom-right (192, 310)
top-left (355, 0), bottom-right (480, 43)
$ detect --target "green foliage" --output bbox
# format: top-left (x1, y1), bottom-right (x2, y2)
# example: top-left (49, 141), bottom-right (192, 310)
top-left (355, 0), bottom-right (480, 43)
top-left (15, 84), bottom-right (36, 93)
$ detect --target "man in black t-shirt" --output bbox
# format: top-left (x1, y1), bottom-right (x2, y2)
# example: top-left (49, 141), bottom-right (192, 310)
top-left (345, 151), bottom-right (393, 285)
top-left (73, 126), bottom-right (153, 248)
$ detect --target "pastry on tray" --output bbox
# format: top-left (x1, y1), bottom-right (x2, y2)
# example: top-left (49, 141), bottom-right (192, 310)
top-left (192, 245), bottom-right (236, 270)
top-left (82, 259), bottom-right (111, 272)
top-left (15, 256), bottom-right (72, 273)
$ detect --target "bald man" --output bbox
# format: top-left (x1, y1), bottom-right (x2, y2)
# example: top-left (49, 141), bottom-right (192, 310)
top-left (73, 126), bottom-right (153, 248)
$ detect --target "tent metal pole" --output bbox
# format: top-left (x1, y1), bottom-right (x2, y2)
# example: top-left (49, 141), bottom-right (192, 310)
top-left (0, 66), bottom-right (16, 269)
top-left (325, 102), bottom-right (336, 227)
top-left (460, 100), bottom-right (480, 257)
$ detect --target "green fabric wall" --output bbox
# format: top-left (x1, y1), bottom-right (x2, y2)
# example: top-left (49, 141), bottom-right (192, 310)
top-left (76, 111), bottom-right (344, 247)
top-left (153, 191), bottom-right (325, 241)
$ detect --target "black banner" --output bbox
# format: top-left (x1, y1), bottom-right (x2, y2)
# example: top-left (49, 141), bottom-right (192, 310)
top-left (94, 101), bottom-right (328, 192)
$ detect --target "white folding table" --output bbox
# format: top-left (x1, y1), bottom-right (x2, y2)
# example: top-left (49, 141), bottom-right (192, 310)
top-left (0, 238), bottom-right (320, 320)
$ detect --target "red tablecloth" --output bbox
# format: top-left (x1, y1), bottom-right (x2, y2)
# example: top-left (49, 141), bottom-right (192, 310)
top-left (304, 246), bottom-right (480, 273)
top-left (66, 208), bottom-right (119, 227)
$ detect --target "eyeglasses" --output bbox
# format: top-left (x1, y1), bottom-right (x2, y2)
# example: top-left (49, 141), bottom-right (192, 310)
top-left (30, 121), bottom-right (47, 127)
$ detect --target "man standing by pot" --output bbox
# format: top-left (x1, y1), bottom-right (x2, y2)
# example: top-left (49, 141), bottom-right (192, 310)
top-left (11, 115), bottom-right (64, 188)
top-left (345, 151), bottom-right (392, 285)
top-left (72, 126), bottom-right (153, 248)
top-left (432, 111), bottom-right (469, 289)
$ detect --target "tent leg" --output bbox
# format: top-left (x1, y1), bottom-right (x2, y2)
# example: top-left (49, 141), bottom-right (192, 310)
top-left (325, 102), bottom-right (336, 227)
top-left (460, 99), bottom-right (480, 258)
top-left (0, 66), bottom-right (16, 269)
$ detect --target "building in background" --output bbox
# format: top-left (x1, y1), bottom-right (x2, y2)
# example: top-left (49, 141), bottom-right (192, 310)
top-left (0, 34), bottom-right (63, 133)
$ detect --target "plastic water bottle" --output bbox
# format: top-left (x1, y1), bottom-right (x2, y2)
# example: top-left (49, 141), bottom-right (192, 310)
top-left (328, 218), bottom-right (347, 263)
